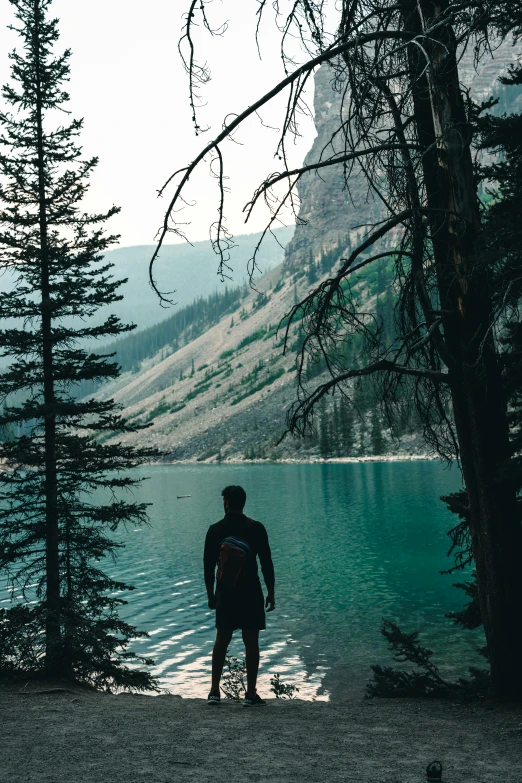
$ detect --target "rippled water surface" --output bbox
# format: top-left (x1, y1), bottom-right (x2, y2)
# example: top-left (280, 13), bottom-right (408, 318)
top-left (102, 462), bottom-right (484, 700)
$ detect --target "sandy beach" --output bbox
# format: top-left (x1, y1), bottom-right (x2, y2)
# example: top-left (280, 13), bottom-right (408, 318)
top-left (2, 685), bottom-right (521, 783)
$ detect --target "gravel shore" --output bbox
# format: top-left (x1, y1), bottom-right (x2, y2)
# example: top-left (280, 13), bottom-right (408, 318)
top-left (2, 686), bottom-right (521, 783)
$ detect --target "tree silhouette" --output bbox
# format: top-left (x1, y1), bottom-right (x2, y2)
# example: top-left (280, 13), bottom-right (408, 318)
top-left (0, 0), bottom-right (157, 689)
top-left (150, 0), bottom-right (522, 699)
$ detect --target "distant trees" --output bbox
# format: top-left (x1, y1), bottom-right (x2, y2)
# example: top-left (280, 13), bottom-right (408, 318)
top-left (0, 0), bottom-right (156, 689)
top-left (318, 395), bottom-right (375, 458)
top-left (153, 1), bottom-right (522, 700)
top-left (100, 284), bottom-right (246, 380)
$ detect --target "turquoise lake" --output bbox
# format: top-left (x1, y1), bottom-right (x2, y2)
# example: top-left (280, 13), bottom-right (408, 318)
top-left (104, 462), bottom-right (484, 700)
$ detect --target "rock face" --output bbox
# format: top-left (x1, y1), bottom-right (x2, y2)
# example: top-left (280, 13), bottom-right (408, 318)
top-left (284, 39), bottom-right (520, 271)
top-left (91, 39), bottom-right (521, 463)
top-left (283, 64), bottom-right (370, 271)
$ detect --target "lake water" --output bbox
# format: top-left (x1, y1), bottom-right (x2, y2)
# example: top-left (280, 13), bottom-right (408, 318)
top-left (107, 462), bottom-right (485, 700)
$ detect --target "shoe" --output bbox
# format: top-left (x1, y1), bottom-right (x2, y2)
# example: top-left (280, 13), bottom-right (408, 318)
top-left (207, 691), bottom-right (220, 705)
top-left (243, 692), bottom-right (266, 707)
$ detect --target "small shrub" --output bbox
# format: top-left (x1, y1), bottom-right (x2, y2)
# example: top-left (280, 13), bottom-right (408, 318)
top-left (221, 656), bottom-right (300, 700)
top-left (203, 364), bottom-right (228, 382)
top-left (230, 367), bottom-right (285, 406)
top-left (366, 619), bottom-right (490, 699)
top-left (194, 376), bottom-right (212, 389)
top-left (270, 673), bottom-right (299, 699)
top-left (237, 328), bottom-right (267, 351)
top-left (263, 323), bottom-right (280, 341)
top-left (144, 398), bottom-right (170, 421)
top-left (253, 293), bottom-right (269, 310)
top-left (184, 383), bottom-right (211, 402)
top-left (221, 655), bottom-right (247, 700)
top-left (0, 605), bottom-right (43, 675)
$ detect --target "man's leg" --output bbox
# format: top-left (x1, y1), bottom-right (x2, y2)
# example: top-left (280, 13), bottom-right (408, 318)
top-left (242, 629), bottom-right (260, 697)
top-left (210, 628), bottom-right (233, 695)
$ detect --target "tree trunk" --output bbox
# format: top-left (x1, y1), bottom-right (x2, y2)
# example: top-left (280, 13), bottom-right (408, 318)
top-left (402, 0), bottom-right (522, 698)
top-left (34, 4), bottom-right (62, 676)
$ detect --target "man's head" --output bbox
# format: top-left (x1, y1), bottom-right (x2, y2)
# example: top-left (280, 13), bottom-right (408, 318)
top-left (221, 485), bottom-right (247, 513)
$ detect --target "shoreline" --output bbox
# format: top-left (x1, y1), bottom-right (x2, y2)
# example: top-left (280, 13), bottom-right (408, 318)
top-left (152, 453), bottom-right (445, 466)
top-left (0, 454), bottom-right (447, 474)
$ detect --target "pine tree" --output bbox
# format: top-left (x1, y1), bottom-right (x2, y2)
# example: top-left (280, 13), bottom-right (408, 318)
top-left (370, 407), bottom-right (386, 456)
top-left (332, 400), bottom-right (341, 457)
top-left (307, 250), bottom-right (318, 285)
top-left (318, 397), bottom-right (330, 459)
top-left (339, 400), bottom-right (355, 456)
top-left (376, 260), bottom-right (385, 295)
top-left (358, 407), bottom-right (368, 456)
top-left (0, 402), bottom-right (15, 443)
top-left (0, 0), bottom-right (157, 689)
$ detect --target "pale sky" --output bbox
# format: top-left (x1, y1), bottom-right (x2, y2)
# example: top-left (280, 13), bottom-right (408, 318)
top-left (0, 0), bottom-right (318, 249)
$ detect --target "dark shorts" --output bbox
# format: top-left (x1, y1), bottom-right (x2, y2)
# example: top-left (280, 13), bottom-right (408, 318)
top-left (215, 584), bottom-right (266, 631)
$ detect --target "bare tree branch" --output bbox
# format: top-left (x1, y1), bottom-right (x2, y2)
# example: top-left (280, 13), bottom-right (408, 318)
top-left (150, 26), bottom-right (436, 302)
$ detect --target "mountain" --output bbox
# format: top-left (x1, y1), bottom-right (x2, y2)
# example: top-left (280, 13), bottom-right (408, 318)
top-left (93, 245), bottom-right (422, 461)
top-left (283, 38), bottom-right (521, 271)
top-left (92, 47), bottom-right (521, 462)
top-left (0, 226), bottom-right (293, 332)
top-left (101, 226), bottom-right (294, 330)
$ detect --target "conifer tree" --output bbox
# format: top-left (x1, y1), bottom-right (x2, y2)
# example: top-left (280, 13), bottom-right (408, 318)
top-left (358, 415), bottom-right (368, 457)
top-left (339, 400), bottom-right (355, 456)
top-left (370, 408), bottom-right (386, 456)
top-left (376, 260), bottom-right (385, 296)
top-left (332, 401), bottom-right (341, 457)
top-left (369, 53), bottom-right (522, 699)
top-left (0, 0), bottom-right (157, 689)
top-left (318, 397), bottom-right (330, 459)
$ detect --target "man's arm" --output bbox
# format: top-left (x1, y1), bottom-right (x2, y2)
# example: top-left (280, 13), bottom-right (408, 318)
top-left (257, 523), bottom-right (275, 611)
top-left (203, 527), bottom-right (218, 609)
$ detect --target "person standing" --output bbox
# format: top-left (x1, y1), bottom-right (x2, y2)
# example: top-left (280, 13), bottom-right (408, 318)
top-left (204, 485), bottom-right (275, 705)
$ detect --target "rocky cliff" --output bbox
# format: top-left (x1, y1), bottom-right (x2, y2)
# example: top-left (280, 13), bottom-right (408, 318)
top-left (282, 65), bottom-right (371, 270)
top-left (283, 39), bottom-right (520, 271)
top-left (92, 39), bottom-right (521, 462)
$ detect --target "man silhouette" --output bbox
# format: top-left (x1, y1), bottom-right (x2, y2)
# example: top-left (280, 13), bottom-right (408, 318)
top-left (204, 485), bottom-right (275, 705)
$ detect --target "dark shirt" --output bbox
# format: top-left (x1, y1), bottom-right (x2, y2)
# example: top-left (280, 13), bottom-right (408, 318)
top-left (204, 512), bottom-right (275, 595)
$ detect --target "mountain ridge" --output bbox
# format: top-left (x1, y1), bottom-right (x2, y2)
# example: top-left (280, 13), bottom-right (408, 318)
top-left (93, 48), bottom-right (521, 462)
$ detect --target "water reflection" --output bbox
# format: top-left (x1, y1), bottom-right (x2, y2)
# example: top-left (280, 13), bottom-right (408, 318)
top-left (99, 462), bottom-right (484, 699)
top-left (0, 462), bottom-right (483, 698)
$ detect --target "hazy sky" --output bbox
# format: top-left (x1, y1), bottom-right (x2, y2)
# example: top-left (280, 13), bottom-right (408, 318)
top-left (0, 0), bottom-right (317, 249)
